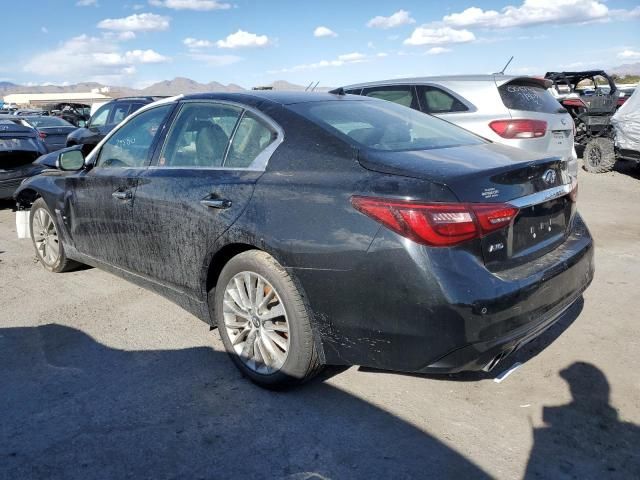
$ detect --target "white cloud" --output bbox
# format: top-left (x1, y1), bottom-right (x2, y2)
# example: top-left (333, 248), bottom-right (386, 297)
top-left (443, 0), bottom-right (609, 29)
top-left (97, 13), bottom-right (170, 32)
top-left (271, 52), bottom-right (370, 73)
top-left (183, 37), bottom-right (214, 49)
top-left (41, 27), bottom-right (48, 34)
top-left (124, 49), bottom-right (170, 63)
top-left (188, 53), bottom-right (243, 66)
top-left (313, 26), bottom-right (337, 38)
top-left (404, 26), bottom-right (475, 46)
top-left (76, 0), bottom-right (98, 6)
top-left (216, 30), bottom-right (270, 49)
top-left (23, 34), bottom-right (169, 84)
top-left (148, 0), bottom-right (231, 10)
top-left (367, 10), bottom-right (415, 29)
top-left (426, 47), bottom-right (451, 55)
top-left (618, 49), bottom-right (640, 60)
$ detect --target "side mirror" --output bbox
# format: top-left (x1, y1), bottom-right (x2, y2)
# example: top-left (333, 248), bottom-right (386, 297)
top-left (59, 149), bottom-right (85, 171)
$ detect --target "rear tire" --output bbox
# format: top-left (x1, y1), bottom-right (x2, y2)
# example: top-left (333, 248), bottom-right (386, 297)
top-left (30, 198), bottom-right (79, 273)
top-left (214, 250), bottom-right (322, 388)
top-left (583, 138), bottom-right (616, 173)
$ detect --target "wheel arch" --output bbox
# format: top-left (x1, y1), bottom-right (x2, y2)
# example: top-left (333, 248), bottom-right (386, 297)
top-left (203, 241), bottom-right (327, 364)
top-left (15, 187), bottom-right (41, 209)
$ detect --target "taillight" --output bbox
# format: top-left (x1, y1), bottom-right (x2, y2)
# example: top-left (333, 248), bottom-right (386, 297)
top-left (38, 132), bottom-right (47, 139)
top-left (351, 197), bottom-right (518, 247)
top-left (489, 119), bottom-right (547, 139)
top-left (561, 98), bottom-right (587, 108)
top-left (569, 182), bottom-right (578, 202)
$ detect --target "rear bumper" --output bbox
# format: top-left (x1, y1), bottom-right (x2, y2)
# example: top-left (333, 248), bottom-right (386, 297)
top-left (296, 214), bottom-right (594, 373)
top-left (0, 176), bottom-right (30, 200)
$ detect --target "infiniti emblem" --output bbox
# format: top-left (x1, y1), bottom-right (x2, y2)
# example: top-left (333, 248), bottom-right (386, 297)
top-left (542, 169), bottom-right (557, 184)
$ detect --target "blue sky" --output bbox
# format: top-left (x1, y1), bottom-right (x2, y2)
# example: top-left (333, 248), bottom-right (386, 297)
top-left (1, 0), bottom-right (639, 88)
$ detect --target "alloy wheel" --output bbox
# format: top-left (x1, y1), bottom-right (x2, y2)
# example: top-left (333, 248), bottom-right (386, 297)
top-left (223, 271), bottom-right (290, 374)
top-left (588, 145), bottom-right (602, 167)
top-left (32, 208), bottom-right (60, 266)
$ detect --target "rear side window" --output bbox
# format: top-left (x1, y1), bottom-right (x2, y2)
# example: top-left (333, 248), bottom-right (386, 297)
top-left (417, 86), bottom-right (468, 113)
top-left (499, 82), bottom-right (565, 113)
top-left (362, 86), bottom-right (416, 109)
top-left (226, 111), bottom-right (276, 168)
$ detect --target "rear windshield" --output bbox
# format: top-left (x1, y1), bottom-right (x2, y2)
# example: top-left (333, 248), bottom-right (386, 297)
top-left (290, 99), bottom-right (485, 152)
top-left (499, 82), bottom-right (565, 114)
top-left (25, 116), bottom-right (73, 128)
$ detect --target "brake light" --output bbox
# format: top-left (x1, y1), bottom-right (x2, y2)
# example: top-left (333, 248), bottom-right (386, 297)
top-left (489, 119), bottom-right (547, 139)
top-left (38, 132), bottom-right (47, 139)
top-left (351, 197), bottom-right (518, 247)
top-left (561, 98), bottom-right (587, 108)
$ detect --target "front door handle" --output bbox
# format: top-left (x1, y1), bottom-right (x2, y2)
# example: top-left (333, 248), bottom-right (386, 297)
top-left (200, 198), bottom-right (232, 209)
top-left (112, 190), bottom-right (132, 200)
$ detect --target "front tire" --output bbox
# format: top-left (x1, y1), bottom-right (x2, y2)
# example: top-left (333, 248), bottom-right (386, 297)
top-left (583, 137), bottom-right (616, 173)
top-left (215, 250), bottom-right (322, 388)
top-left (30, 198), bottom-right (78, 273)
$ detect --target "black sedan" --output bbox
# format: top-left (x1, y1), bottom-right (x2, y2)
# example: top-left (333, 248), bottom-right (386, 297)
top-left (0, 119), bottom-right (47, 199)
top-left (20, 116), bottom-right (78, 152)
top-left (14, 92), bottom-right (594, 388)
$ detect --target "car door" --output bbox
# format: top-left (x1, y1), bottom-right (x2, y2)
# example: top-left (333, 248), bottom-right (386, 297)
top-left (132, 100), bottom-right (280, 297)
top-left (64, 104), bottom-right (174, 270)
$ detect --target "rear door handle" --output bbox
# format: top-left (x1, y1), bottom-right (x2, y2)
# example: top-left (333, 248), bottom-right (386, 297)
top-left (112, 190), bottom-right (132, 200)
top-left (200, 198), bottom-right (232, 209)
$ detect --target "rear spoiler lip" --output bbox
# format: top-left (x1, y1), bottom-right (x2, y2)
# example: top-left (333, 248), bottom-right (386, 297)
top-left (495, 75), bottom-right (553, 89)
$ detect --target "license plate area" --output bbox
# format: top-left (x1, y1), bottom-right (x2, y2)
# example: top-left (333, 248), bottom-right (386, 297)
top-left (482, 196), bottom-right (573, 270)
top-left (512, 197), bottom-right (569, 254)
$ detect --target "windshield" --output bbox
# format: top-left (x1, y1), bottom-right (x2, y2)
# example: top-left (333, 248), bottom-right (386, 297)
top-left (290, 98), bottom-right (485, 152)
top-left (25, 116), bottom-right (73, 128)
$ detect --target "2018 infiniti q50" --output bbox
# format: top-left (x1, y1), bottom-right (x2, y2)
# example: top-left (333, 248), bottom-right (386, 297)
top-left (15, 92), bottom-right (594, 388)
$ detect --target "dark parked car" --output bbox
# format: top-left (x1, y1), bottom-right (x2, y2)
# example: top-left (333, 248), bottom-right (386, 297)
top-left (45, 103), bottom-right (91, 127)
top-left (19, 116), bottom-right (78, 152)
top-left (0, 119), bottom-right (46, 199)
top-left (66, 96), bottom-right (164, 156)
top-left (15, 93), bottom-right (594, 388)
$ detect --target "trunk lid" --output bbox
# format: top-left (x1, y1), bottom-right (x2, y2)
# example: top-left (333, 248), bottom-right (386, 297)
top-left (358, 142), bottom-right (575, 268)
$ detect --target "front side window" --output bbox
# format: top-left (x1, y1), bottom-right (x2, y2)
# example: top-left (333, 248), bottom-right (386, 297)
top-left (90, 105), bottom-right (111, 128)
top-left (418, 86), bottom-right (468, 113)
top-left (226, 111), bottom-right (276, 168)
top-left (159, 103), bottom-right (242, 168)
top-left (362, 86), bottom-right (416, 109)
top-left (97, 104), bottom-right (172, 168)
top-left (111, 103), bottom-right (131, 125)
top-left (291, 99), bottom-right (485, 152)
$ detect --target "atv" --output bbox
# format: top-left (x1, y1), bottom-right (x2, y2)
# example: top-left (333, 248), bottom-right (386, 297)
top-left (545, 70), bottom-right (619, 173)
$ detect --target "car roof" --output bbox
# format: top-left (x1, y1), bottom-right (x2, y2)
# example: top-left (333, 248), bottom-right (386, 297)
top-left (180, 91), bottom-right (370, 106)
top-left (343, 74), bottom-right (550, 89)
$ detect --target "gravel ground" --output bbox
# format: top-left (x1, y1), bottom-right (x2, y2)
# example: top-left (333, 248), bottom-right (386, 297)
top-left (1, 161), bottom-right (639, 480)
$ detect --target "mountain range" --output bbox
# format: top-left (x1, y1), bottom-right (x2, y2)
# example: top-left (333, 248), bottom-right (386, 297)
top-left (0, 78), bottom-right (323, 98)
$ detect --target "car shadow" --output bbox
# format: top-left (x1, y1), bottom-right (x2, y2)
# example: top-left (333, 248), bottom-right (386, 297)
top-left (613, 160), bottom-right (640, 180)
top-left (0, 323), bottom-right (491, 480)
top-left (360, 296), bottom-right (584, 383)
top-left (0, 199), bottom-right (15, 211)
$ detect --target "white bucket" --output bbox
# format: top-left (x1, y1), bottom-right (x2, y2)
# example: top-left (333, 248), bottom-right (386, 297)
top-left (16, 210), bottom-right (31, 239)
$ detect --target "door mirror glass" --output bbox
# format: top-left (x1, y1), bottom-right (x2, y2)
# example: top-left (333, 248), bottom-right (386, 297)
top-left (59, 149), bottom-right (85, 170)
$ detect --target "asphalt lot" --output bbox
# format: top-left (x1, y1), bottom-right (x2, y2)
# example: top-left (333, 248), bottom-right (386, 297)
top-left (1, 162), bottom-right (639, 480)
